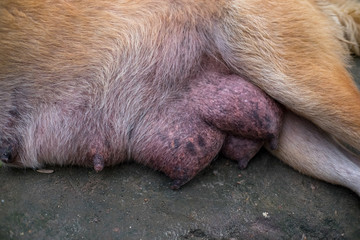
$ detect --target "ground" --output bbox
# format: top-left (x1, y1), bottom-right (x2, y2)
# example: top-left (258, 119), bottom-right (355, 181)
top-left (1, 57), bottom-right (360, 240)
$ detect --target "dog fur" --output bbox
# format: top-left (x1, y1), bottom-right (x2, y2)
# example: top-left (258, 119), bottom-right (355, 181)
top-left (1, 0), bottom-right (360, 194)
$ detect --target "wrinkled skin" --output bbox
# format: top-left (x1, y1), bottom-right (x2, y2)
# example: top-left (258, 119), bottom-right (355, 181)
top-left (1, 58), bottom-right (283, 189)
top-left (132, 59), bottom-right (283, 188)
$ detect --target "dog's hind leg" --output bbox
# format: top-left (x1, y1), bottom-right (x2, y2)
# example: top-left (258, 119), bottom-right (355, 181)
top-left (215, 0), bottom-right (360, 151)
top-left (267, 111), bottom-right (360, 196)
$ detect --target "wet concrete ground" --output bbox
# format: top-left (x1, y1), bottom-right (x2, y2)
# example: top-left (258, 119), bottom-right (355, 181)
top-left (1, 57), bottom-right (360, 240)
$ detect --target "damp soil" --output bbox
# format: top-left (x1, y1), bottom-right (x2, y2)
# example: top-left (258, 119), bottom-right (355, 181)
top-left (1, 57), bottom-right (360, 240)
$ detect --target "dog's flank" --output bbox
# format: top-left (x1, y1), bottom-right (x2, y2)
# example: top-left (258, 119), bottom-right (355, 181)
top-left (1, 0), bottom-right (360, 195)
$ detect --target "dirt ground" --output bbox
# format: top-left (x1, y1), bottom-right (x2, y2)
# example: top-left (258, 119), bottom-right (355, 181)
top-left (1, 57), bottom-right (360, 240)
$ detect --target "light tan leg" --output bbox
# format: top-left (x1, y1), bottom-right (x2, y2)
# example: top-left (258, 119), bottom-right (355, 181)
top-left (216, 0), bottom-right (360, 151)
top-left (267, 111), bottom-right (360, 196)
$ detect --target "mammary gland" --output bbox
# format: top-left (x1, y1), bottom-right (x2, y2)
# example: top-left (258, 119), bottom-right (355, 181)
top-left (1, 0), bottom-right (360, 194)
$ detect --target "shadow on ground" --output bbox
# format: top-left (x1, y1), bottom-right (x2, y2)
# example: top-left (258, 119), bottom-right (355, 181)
top-left (1, 58), bottom-right (360, 240)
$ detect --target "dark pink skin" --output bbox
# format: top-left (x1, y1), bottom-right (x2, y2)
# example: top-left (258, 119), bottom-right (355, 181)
top-left (222, 136), bottom-right (264, 170)
top-left (0, 140), bottom-right (17, 165)
top-left (132, 59), bottom-right (283, 189)
top-left (0, 58), bottom-right (283, 189)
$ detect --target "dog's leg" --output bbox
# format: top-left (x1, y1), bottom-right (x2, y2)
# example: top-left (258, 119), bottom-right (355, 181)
top-left (267, 111), bottom-right (360, 196)
top-left (216, 0), bottom-right (360, 151)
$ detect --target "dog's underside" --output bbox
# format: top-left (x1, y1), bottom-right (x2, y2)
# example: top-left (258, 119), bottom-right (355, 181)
top-left (1, 0), bottom-right (360, 195)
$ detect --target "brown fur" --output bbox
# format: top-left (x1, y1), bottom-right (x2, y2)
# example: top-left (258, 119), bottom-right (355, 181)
top-left (1, 0), bottom-right (360, 194)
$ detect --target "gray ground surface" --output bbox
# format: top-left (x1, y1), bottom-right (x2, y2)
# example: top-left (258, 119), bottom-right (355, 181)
top-left (1, 57), bottom-right (360, 240)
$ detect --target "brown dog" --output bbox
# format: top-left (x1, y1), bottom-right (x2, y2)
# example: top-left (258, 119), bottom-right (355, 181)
top-left (1, 0), bottom-right (360, 194)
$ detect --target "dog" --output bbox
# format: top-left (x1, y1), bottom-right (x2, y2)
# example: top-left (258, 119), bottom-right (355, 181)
top-left (1, 0), bottom-right (360, 194)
